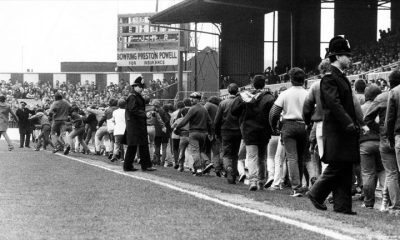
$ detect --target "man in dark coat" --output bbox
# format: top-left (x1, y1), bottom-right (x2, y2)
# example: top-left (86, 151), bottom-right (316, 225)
top-left (307, 36), bottom-right (359, 215)
top-left (175, 92), bottom-right (213, 176)
top-left (214, 83), bottom-right (241, 184)
top-left (16, 101), bottom-right (34, 148)
top-left (231, 75), bottom-right (275, 191)
top-left (123, 77), bottom-right (156, 172)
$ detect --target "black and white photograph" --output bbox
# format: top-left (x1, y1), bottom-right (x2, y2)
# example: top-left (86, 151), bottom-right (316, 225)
top-left (0, 0), bottom-right (400, 239)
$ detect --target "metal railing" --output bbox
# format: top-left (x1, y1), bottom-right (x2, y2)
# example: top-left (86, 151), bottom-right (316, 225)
top-left (174, 91), bottom-right (221, 101)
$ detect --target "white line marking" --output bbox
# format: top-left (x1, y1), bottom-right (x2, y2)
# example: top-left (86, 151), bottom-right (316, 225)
top-left (58, 153), bottom-right (356, 240)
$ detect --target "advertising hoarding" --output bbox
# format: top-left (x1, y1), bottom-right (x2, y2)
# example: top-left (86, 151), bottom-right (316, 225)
top-left (117, 50), bottom-right (178, 67)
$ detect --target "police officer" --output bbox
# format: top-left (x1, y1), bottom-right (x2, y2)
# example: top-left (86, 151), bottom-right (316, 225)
top-left (123, 76), bottom-right (156, 172)
top-left (307, 36), bottom-right (359, 215)
top-left (16, 101), bottom-right (34, 148)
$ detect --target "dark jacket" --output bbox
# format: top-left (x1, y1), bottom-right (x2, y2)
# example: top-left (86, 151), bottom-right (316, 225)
top-left (70, 112), bottom-right (85, 129)
top-left (231, 90), bottom-right (274, 145)
top-left (359, 101), bottom-right (380, 143)
top-left (155, 107), bottom-right (171, 138)
top-left (85, 112), bottom-right (98, 131)
top-left (214, 95), bottom-right (241, 136)
top-left (16, 108), bottom-right (34, 134)
top-left (204, 101), bottom-right (218, 123)
top-left (386, 85), bottom-right (400, 144)
top-left (364, 91), bottom-right (389, 141)
top-left (320, 66), bottom-right (360, 163)
top-left (124, 91), bottom-right (148, 146)
top-left (176, 103), bottom-right (212, 134)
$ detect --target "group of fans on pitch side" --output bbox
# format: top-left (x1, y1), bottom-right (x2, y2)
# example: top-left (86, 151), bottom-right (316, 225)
top-left (2, 36), bottom-right (400, 215)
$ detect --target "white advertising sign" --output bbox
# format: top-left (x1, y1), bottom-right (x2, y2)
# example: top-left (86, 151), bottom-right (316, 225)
top-left (117, 50), bottom-right (178, 67)
top-left (23, 74), bottom-right (39, 84)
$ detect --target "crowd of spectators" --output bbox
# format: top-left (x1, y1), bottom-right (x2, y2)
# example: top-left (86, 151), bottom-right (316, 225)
top-left (0, 77), bottom-right (179, 112)
top-left (348, 28), bottom-right (400, 75)
top-left (148, 77), bottom-right (178, 99)
top-left (259, 28), bottom-right (400, 86)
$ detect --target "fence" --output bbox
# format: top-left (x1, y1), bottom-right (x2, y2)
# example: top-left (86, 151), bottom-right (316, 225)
top-left (175, 91), bottom-right (221, 101)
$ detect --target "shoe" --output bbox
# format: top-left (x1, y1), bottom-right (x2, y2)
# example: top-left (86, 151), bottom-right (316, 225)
top-left (195, 169), bottom-right (202, 176)
top-left (249, 182), bottom-right (258, 191)
top-left (264, 179), bottom-right (274, 189)
top-left (8, 146), bottom-right (14, 151)
top-left (380, 201), bottom-right (389, 212)
top-left (34, 148), bottom-right (40, 151)
top-left (25, 146), bottom-right (30, 148)
top-left (334, 209), bottom-right (357, 215)
top-left (142, 167), bottom-right (157, 172)
top-left (202, 163), bottom-right (214, 174)
top-left (306, 192), bottom-right (327, 210)
top-left (63, 146), bottom-right (71, 155)
top-left (108, 153), bottom-right (113, 160)
top-left (174, 164), bottom-right (179, 170)
top-left (163, 162), bottom-right (169, 168)
top-left (110, 158), bottom-right (117, 162)
top-left (99, 148), bottom-right (105, 155)
top-left (52, 148), bottom-right (59, 153)
top-left (19, 146), bottom-right (23, 148)
top-left (215, 171), bottom-right (222, 177)
top-left (238, 174), bottom-right (246, 183)
top-left (178, 166), bottom-right (184, 172)
top-left (226, 168), bottom-right (236, 184)
top-left (269, 185), bottom-right (281, 191)
top-left (361, 203), bottom-right (373, 209)
top-left (291, 190), bottom-right (303, 197)
top-left (95, 151), bottom-right (101, 155)
top-left (123, 168), bottom-right (138, 172)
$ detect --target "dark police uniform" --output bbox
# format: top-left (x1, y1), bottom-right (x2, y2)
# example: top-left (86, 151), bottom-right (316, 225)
top-left (16, 106), bottom-right (34, 148)
top-left (309, 65), bottom-right (360, 214)
top-left (123, 88), bottom-right (153, 171)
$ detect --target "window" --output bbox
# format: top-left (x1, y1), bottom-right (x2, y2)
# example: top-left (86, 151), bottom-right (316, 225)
top-left (264, 11), bottom-right (278, 70)
top-left (320, 2), bottom-right (334, 59)
top-left (377, 2), bottom-right (391, 40)
top-left (122, 26), bottom-right (129, 33)
top-left (120, 17), bottom-right (129, 24)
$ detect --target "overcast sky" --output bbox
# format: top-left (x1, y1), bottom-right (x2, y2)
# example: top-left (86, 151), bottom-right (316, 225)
top-left (0, 0), bottom-right (186, 72)
top-left (0, 0), bottom-right (391, 73)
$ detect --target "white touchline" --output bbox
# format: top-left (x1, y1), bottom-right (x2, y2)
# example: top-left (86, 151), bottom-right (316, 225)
top-left (58, 154), bottom-right (356, 240)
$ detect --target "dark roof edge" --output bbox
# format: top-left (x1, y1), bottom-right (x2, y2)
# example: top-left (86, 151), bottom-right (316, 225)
top-left (149, 0), bottom-right (201, 24)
